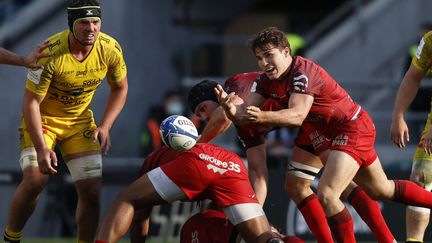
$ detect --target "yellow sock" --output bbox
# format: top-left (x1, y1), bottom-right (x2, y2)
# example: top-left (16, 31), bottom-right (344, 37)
top-left (4, 228), bottom-right (23, 242)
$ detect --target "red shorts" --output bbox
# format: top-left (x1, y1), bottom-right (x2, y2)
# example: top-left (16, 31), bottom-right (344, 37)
top-left (295, 109), bottom-right (377, 167)
top-left (160, 145), bottom-right (258, 207)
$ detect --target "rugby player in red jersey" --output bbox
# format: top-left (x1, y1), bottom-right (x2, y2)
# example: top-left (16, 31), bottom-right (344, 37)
top-left (95, 121), bottom-right (286, 243)
top-left (190, 75), bottom-right (394, 243)
top-left (180, 209), bottom-right (305, 243)
top-left (216, 26), bottom-right (432, 243)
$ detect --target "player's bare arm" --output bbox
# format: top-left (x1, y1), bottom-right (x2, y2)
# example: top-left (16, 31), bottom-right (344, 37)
top-left (0, 40), bottom-right (50, 68)
top-left (22, 40), bottom-right (51, 69)
top-left (197, 106), bottom-right (232, 143)
top-left (215, 84), bottom-right (265, 125)
top-left (22, 90), bottom-right (58, 174)
top-left (390, 64), bottom-right (425, 148)
top-left (246, 92), bottom-right (312, 127)
top-left (93, 77), bottom-right (128, 155)
top-left (245, 143), bottom-right (268, 205)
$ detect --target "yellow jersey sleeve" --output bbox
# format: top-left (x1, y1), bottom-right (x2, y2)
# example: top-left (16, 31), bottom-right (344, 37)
top-left (412, 31), bottom-right (432, 74)
top-left (26, 59), bottom-right (55, 97)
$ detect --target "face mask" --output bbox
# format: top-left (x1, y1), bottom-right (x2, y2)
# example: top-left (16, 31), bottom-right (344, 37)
top-left (166, 102), bottom-right (185, 115)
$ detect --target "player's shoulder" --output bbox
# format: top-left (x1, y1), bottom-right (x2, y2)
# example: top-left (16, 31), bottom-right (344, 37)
top-left (292, 56), bottom-right (317, 70)
top-left (225, 71), bottom-right (261, 89)
top-left (229, 72), bottom-right (261, 81)
top-left (290, 56), bottom-right (324, 79)
top-left (34, 30), bottom-right (69, 66)
top-left (423, 31), bottom-right (432, 43)
top-left (44, 30), bottom-right (69, 56)
top-left (97, 32), bottom-right (124, 54)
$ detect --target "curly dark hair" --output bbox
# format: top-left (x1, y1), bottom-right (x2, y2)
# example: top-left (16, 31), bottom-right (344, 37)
top-left (248, 26), bottom-right (291, 55)
top-left (68, 0), bottom-right (100, 8)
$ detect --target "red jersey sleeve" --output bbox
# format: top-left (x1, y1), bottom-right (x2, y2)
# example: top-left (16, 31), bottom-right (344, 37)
top-left (290, 59), bottom-right (323, 97)
top-left (224, 72), bottom-right (261, 100)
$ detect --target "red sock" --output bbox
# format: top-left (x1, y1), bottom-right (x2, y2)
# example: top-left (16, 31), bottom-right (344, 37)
top-left (297, 194), bottom-right (333, 243)
top-left (94, 240), bottom-right (107, 243)
top-left (393, 180), bottom-right (432, 207)
top-left (347, 186), bottom-right (395, 243)
top-left (327, 207), bottom-right (356, 243)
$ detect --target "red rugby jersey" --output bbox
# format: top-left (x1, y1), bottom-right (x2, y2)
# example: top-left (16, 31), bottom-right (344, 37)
top-left (255, 56), bottom-right (360, 126)
top-left (224, 72), bottom-right (273, 149)
top-left (180, 210), bottom-right (236, 243)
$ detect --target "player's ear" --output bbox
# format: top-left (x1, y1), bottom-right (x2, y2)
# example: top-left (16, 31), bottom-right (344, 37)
top-left (284, 48), bottom-right (290, 57)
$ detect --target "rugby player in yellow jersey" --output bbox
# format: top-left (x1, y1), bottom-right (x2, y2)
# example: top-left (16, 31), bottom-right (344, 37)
top-left (391, 30), bottom-right (432, 243)
top-left (3, 1), bottom-right (128, 243)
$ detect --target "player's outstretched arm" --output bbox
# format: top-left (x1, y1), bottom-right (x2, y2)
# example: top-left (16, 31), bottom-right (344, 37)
top-left (22, 40), bottom-right (51, 69)
top-left (246, 93), bottom-right (312, 127)
top-left (215, 84), bottom-right (254, 125)
top-left (0, 40), bottom-right (50, 68)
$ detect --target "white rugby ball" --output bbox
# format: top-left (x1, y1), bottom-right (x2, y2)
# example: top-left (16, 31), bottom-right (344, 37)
top-left (160, 115), bottom-right (198, 151)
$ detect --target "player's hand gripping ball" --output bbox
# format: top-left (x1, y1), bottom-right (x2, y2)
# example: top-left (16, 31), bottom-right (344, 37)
top-left (160, 115), bottom-right (199, 151)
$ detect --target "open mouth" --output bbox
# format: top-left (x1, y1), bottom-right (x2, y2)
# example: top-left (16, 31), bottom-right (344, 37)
top-left (265, 66), bottom-right (275, 73)
top-left (85, 33), bottom-right (95, 39)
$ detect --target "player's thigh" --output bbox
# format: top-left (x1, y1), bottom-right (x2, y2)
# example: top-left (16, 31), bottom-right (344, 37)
top-left (19, 126), bottom-right (56, 170)
top-left (74, 177), bottom-right (101, 200)
top-left (410, 147), bottom-right (432, 189)
top-left (60, 121), bottom-right (102, 181)
top-left (146, 167), bottom-right (187, 203)
top-left (286, 146), bottom-right (323, 180)
top-left (60, 121), bottom-right (100, 158)
top-left (353, 157), bottom-right (394, 199)
top-left (285, 147), bottom-right (322, 200)
top-left (341, 181), bottom-right (360, 199)
top-left (318, 150), bottom-right (359, 197)
top-left (121, 172), bottom-right (166, 206)
top-left (223, 203), bottom-right (269, 242)
top-left (291, 145), bottom-right (323, 167)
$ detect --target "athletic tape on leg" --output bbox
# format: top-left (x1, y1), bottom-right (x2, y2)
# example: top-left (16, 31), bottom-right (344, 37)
top-left (223, 203), bottom-right (265, 225)
top-left (286, 161), bottom-right (320, 180)
top-left (147, 167), bottom-right (187, 202)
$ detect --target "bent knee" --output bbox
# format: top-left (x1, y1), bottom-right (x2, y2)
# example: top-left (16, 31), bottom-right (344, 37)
top-left (21, 172), bottom-right (48, 193)
top-left (285, 175), bottom-right (314, 201)
top-left (317, 186), bottom-right (340, 205)
top-left (361, 182), bottom-right (394, 200)
top-left (75, 179), bottom-right (101, 204)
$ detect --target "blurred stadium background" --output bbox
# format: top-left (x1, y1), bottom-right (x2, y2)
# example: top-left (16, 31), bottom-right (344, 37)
top-left (0, 0), bottom-right (432, 242)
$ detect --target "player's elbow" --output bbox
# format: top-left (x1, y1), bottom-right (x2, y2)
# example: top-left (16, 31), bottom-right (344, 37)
top-left (290, 112), bottom-right (307, 127)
